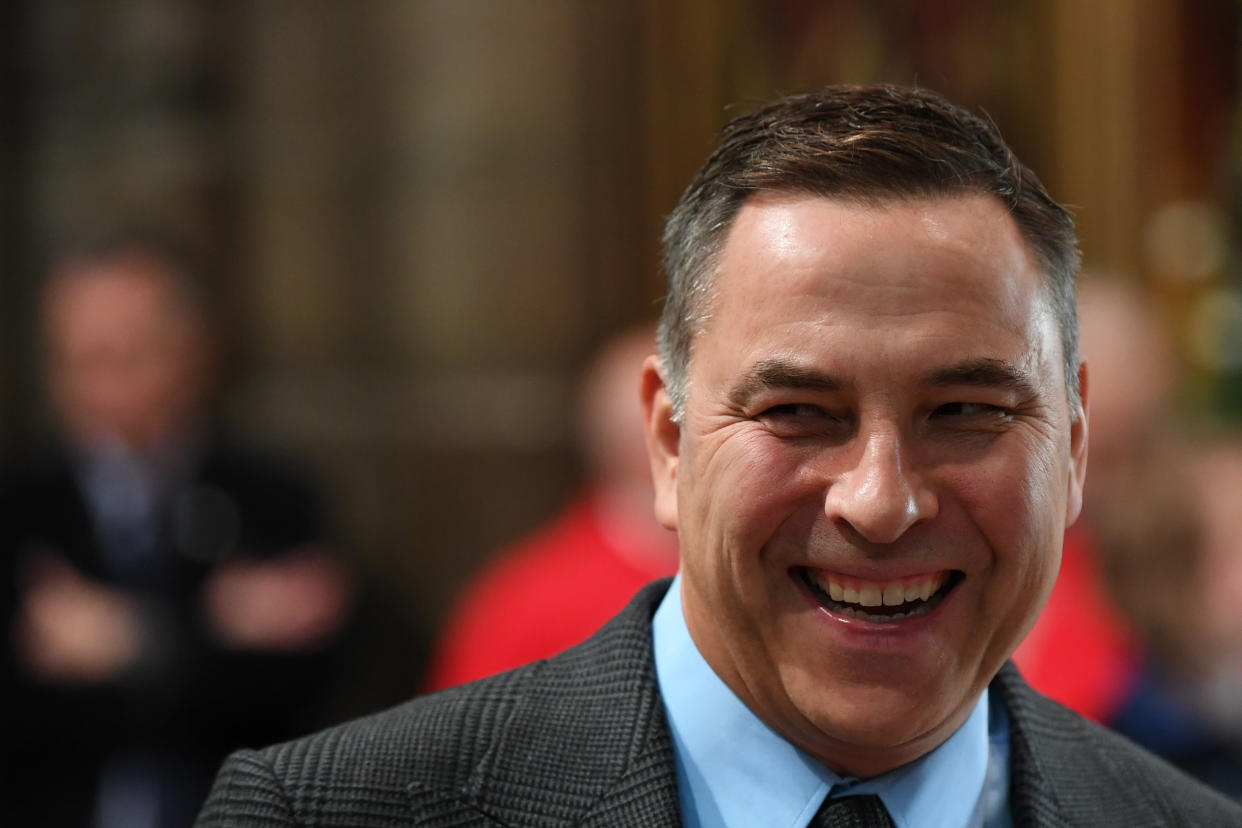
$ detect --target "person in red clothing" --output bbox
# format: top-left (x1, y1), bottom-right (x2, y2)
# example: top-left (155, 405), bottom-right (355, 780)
top-left (1010, 522), bottom-right (1138, 721)
top-left (1088, 435), bottom-right (1242, 800)
top-left (424, 323), bottom-right (679, 691)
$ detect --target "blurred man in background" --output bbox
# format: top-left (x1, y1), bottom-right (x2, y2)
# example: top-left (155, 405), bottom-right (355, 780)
top-left (424, 322), bottom-right (679, 690)
top-left (1097, 434), bottom-right (1242, 800)
top-left (1, 234), bottom-right (354, 828)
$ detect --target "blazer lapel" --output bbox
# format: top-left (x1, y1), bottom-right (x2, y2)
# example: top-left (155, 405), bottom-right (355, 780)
top-left (993, 663), bottom-right (1075, 828)
top-left (994, 661), bottom-right (1197, 828)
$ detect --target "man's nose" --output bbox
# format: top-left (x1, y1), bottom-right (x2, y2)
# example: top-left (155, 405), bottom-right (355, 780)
top-left (823, 428), bottom-right (938, 544)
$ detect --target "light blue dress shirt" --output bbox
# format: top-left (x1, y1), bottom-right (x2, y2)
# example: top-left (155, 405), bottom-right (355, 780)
top-left (652, 575), bottom-right (1012, 828)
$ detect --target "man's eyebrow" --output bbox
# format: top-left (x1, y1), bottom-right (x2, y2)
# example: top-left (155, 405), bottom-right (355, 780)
top-left (928, 358), bottom-right (1038, 397)
top-left (728, 358), bottom-right (846, 408)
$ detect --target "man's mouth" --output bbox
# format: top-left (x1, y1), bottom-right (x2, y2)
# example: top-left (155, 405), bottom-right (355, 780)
top-left (796, 566), bottom-right (961, 623)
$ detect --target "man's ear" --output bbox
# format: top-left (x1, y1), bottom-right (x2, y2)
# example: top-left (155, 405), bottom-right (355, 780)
top-left (640, 355), bottom-right (680, 530)
top-left (1066, 360), bottom-right (1089, 526)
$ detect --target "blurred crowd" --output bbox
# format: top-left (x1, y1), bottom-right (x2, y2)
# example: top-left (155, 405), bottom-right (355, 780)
top-left (3, 234), bottom-right (1241, 827)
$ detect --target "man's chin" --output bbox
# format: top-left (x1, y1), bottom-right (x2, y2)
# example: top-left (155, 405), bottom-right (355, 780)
top-left (782, 677), bottom-right (973, 777)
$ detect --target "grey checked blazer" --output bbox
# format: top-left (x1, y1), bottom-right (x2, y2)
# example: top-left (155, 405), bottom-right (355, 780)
top-left (196, 580), bottom-right (1242, 827)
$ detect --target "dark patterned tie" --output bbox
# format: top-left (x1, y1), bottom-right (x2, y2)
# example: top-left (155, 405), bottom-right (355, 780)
top-left (809, 794), bottom-right (896, 828)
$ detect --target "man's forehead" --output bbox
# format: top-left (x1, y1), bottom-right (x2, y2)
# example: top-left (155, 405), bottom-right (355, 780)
top-left (709, 192), bottom-right (1045, 311)
top-left (689, 191), bottom-right (1063, 393)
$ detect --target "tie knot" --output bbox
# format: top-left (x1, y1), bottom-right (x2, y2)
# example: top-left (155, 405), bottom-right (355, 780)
top-left (810, 793), bottom-right (895, 828)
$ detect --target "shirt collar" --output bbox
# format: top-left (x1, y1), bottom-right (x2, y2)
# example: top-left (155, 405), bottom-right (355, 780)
top-left (653, 574), bottom-right (992, 828)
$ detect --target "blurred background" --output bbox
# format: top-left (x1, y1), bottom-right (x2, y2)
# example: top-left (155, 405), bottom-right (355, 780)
top-left (2, 0), bottom-right (1242, 813)
top-left (5, 0), bottom-right (1240, 676)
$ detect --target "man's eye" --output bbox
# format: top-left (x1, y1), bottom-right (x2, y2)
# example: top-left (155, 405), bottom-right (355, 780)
top-left (765, 403), bottom-right (829, 419)
top-left (934, 402), bottom-right (1009, 419)
top-left (757, 403), bottom-right (848, 438)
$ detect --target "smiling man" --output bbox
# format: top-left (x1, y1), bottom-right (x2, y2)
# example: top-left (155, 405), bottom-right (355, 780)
top-left (645, 191), bottom-right (1079, 796)
top-left (196, 85), bottom-right (1242, 827)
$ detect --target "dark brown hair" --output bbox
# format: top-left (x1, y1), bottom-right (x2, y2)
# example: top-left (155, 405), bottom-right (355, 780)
top-left (659, 83), bottom-right (1080, 421)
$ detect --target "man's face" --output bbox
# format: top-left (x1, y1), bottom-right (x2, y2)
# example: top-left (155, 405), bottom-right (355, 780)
top-left (642, 193), bottom-right (1087, 777)
top-left (44, 258), bottom-right (207, 452)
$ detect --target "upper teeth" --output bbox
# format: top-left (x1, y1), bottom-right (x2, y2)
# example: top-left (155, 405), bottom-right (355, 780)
top-left (819, 571), bottom-right (948, 607)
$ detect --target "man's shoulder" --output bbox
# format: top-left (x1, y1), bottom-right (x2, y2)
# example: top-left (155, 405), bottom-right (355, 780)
top-left (218, 660), bottom-right (547, 800)
top-left (197, 580), bottom-right (680, 826)
top-left (995, 664), bottom-right (1242, 825)
top-left (272, 575), bottom-right (668, 764)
